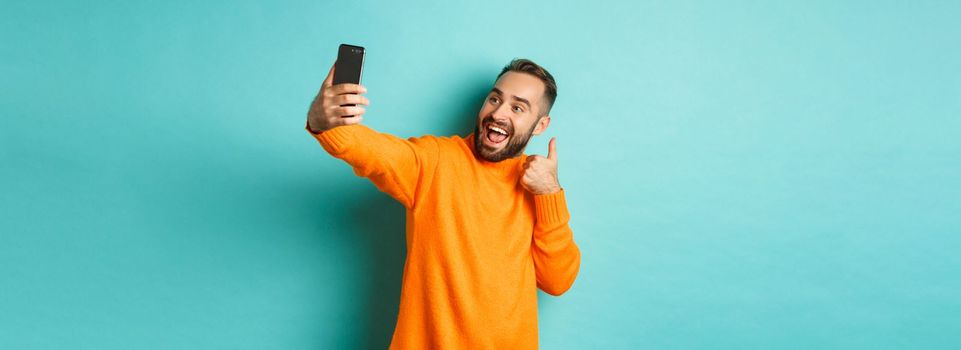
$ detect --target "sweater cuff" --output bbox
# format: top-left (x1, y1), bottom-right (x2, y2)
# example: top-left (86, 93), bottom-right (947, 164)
top-left (533, 189), bottom-right (570, 227)
top-left (307, 124), bottom-right (362, 155)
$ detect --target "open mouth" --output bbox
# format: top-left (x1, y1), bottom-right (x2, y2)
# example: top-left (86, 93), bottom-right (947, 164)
top-left (484, 123), bottom-right (510, 146)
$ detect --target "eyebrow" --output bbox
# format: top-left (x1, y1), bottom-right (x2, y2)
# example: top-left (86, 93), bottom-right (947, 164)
top-left (491, 87), bottom-right (531, 109)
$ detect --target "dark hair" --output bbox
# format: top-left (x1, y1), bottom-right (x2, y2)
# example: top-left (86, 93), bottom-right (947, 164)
top-left (496, 58), bottom-right (557, 115)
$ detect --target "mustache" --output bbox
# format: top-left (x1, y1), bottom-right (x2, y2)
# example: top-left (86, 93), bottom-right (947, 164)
top-left (482, 116), bottom-right (513, 134)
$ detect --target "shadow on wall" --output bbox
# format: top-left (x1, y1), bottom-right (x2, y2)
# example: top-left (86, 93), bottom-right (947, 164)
top-left (320, 76), bottom-right (496, 349)
top-left (351, 191), bottom-right (407, 350)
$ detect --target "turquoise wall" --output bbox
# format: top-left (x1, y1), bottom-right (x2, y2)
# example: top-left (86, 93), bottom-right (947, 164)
top-left (3, 0), bottom-right (959, 348)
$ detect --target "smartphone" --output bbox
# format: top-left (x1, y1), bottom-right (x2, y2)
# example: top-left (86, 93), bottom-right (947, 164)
top-left (333, 44), bottom-right (365, 117)
top-left (334, 43), bottom-right (365, 85)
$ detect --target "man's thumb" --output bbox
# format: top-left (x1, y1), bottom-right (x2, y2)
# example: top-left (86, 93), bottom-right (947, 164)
top-left (547, 137), bottom-right (557, 160)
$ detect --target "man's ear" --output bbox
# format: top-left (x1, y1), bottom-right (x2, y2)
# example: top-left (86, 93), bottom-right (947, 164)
top-left (532, 115), bottom-right (551, 135)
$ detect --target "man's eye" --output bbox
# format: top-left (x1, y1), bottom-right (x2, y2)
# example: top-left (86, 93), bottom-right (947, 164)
top-left (513, 106), bottom-right (523, 113)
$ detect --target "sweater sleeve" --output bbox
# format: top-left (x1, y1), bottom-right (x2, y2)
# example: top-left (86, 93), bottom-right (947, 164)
top-left (307, 124), bottom-right (438, 209)
top-left (531, 189), bottom-right (582, 296)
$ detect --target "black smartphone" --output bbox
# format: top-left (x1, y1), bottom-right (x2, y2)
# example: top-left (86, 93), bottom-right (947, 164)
top-left (334, 43), bottom-right (365, 85)
top-left (333, 44), bottom-right (364, 117)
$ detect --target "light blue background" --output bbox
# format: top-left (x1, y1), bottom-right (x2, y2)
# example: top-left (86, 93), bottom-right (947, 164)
top-left (2, 1), bottom-right (959, 349)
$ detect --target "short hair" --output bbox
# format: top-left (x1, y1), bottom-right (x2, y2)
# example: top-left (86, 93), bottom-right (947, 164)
top-left (496, 58), bottom-right (557, 115)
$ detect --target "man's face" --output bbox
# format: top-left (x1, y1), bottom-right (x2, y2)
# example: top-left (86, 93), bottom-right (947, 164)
top-left (474, 72), bottom-right (550, 162)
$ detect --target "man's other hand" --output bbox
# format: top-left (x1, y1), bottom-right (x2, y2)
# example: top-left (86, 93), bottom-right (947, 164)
top-left (521, 137), bottom-right (562, 195)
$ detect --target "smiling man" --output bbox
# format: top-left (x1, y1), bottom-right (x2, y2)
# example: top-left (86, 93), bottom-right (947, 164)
top-left (306, 58), bottom-right (581, 349)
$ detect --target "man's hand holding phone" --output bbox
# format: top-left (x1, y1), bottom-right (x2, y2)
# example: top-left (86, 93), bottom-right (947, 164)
top-left (307, 64), bottom-right (369, 133)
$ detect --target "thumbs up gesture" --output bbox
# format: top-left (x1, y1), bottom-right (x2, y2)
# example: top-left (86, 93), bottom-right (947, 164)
top-left (520, 137), bottom-right (562, 195)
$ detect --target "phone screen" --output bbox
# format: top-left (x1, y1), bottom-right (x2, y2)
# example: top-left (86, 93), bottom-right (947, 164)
top-left (334, 44), bottom-right (365, 85)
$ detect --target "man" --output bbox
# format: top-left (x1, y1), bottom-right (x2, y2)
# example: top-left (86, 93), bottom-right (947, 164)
top-left (306, 58), bottom-right (581, 349)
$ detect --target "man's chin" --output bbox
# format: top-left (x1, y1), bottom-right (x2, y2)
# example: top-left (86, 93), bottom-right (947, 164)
top-left (476, 143), bottom-right (506, 162)
top-left (474, 131), bottom-right (520, 162)
top-left (479, 149), bottom-right (504, 162)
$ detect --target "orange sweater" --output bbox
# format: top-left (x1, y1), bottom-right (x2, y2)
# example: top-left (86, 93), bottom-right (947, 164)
top-left (308, 124), bottom-right (581, 349)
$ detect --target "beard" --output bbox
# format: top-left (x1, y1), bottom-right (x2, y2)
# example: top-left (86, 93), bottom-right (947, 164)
top-left (473, 116), bottom-right (538, 162)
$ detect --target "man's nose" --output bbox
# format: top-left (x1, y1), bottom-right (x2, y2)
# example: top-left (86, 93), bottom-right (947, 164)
top-left (492, 103), bottom-right (513, 120)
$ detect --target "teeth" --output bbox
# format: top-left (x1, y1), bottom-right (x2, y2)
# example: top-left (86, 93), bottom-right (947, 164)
top-left (488, 125), bottom-right (508, 135)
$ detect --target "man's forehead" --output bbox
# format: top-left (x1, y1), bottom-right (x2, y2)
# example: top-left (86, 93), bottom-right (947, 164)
top-left (492, 71), bottom-right (545, 103)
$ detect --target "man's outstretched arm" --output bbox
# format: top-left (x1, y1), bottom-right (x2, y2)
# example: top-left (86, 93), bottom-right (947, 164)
top-left (521, 137), bottom-right (581, 296)
top-left (306, 63), bottom-right (437, 209)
